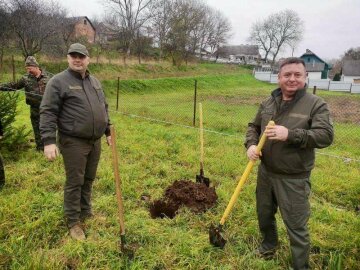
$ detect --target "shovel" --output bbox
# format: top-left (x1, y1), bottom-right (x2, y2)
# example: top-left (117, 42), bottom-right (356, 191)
top-left (110, 125), bottom-right (135, 259)
top-left (209, 120), bottom-right (275, 248)
top-left (196, 103), bottom-right (210, 187)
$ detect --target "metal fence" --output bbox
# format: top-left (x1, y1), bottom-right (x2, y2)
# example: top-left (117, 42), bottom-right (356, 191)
top-left (106, 77), bottom-right (360, 162)
top-left (254, 71), bottom-right (360, 94)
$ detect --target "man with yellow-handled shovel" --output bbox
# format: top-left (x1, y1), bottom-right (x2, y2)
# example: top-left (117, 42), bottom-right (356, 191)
top-left (245, 57), bottom-right (333, 270)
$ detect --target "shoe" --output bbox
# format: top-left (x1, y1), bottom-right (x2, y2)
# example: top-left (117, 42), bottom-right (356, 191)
top-left (255, 246), bottom-right (276, 260)
top-left (69, 224), bottom-right (86, 241)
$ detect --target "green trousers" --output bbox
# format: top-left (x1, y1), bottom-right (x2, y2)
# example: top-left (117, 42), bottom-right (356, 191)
top-left (30, 107), bottom-right (43, 151)
top-left (0, 153), bottom-right (4, 188)
top-left (256, 164), bottom-right (311, 270)
top-left (59, 134), bottom-right (101, 228)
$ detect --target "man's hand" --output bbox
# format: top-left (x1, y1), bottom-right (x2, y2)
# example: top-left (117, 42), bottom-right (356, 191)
top-left (247, 145), bottom-right (261, 161)
top-left (265, 125), bottom-right (288, 141)
top-left (44, 144), bottom-right (59, 161)
top-left (106, 136), bottom-right (112, 146)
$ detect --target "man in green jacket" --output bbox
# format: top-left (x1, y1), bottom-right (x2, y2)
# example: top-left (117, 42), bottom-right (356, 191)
top-left (245, 57), bottom-right (333, 270)
top-left (40, 43), bottom-right (111, 241)
top-left (0, 56), bottom-right (52, 151)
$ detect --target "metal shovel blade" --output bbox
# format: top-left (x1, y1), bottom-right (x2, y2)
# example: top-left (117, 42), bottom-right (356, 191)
top-left (119, 235), bottom-right (135, 259)
top-left (209, 224), bottom-right (227, 249)
top-left (196, 174), bottom-right (210, 187)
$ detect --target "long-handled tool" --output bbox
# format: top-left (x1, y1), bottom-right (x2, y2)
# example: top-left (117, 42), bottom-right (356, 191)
top-left (110, 125), bottom-right (135, 259)
top-left (196, 103), bottom-right (210, 187)
top-left (209, 120), bottom-right (275, 248)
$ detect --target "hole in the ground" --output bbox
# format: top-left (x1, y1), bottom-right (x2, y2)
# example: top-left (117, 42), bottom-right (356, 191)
top-left (149, 180), bottom-right (218, 219)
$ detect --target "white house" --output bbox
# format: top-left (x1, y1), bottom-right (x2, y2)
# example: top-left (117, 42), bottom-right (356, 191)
top-left (300, 49), bottom-right (331, 79)
top-left (342, 60), bottom-right (360, 83)
top-left (304, 62), bottom-right (324, 80)
top-left (215, 45), bottom-right (261, 64)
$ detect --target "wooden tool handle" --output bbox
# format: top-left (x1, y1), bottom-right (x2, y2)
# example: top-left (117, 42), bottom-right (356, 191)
top-left (219, 120), bottom-right (275, 225)
top-left (110, 125), bottom-right (126, 235)
top-left (199, 103), bottom-right (204, 171)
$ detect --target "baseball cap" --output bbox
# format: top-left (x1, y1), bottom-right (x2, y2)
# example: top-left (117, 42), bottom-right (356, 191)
top-left (67, 43), bottom-right (89, 57)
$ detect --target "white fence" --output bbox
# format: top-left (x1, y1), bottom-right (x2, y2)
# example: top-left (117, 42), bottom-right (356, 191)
top-left (253, 71), bottom-right (360, 94)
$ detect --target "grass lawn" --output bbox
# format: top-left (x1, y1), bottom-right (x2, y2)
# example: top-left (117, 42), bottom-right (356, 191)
top-left (0, 63), bottom-right (359, 269)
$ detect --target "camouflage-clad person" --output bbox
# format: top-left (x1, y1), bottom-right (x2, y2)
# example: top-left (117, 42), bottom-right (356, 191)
top-left (0, 118), bottom-right (5, 189)
top-left (0, 56), bottom-right (52, 151)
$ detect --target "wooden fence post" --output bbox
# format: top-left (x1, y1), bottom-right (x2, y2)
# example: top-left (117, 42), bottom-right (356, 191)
top-left (11, 55), bottom-right (15, 82)
top-left (193, 79), bottom-right (198, 127)
top-left (313, 86), bottom-right (317, 95)
top-left (116, 77), bottom-right (120, 111)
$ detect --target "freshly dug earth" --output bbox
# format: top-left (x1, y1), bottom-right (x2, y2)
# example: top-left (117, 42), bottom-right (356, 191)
top-left (149, 180), bottom-right (218, 219)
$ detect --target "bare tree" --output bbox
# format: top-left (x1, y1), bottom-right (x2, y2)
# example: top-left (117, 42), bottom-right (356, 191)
top-left (248, 20), bottom-right (275, 62)
top-left (132, 28), bottom-right (153, 63)
top-left (4, 0), bottom-right (65, 58)
top-left (208, 10), bottom-right (231, 57)
top-left (0, 3), bottom-right (11, 70)
top-left (249, 9), bottom-right (303, 63)
top-left (343, 47), bottom-right (360, 60)
top-left (157, 0), bottom-right (230, 65)
top-left (103, 0), bottom-right (155, 60)
top-left (269, 10), bottom-right (304, 63)
top-left (150, 0), bottom-right (171, 60)
top-left (163, 0), bottom-right (191, 66)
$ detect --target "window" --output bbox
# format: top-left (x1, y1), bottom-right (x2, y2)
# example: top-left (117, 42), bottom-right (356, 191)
top-left (84, 19), bottom-right (87, 25)
top-left (307, 57), bottom-right (310, 62)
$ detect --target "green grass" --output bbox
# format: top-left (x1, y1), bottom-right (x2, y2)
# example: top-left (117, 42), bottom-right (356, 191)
top-left (0, 62), bottom-right (359, 269)
top-left (102, 73), bottom-right (360, 160)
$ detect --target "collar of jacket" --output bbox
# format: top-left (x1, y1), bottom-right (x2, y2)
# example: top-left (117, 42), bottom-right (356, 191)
top-left (27, 69), bottom-right (44, 79)
top-left (67, 67), bottom-right (90, 79)
top-left (271, 83), bottom-right (308, 102)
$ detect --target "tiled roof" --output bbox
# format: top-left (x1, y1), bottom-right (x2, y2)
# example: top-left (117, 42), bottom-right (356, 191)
top-left (300, 49), bottom-right (327, 65)
top-left (305, 62), bottom-right (325, 72)
top-left (216, 45), bottom-right (259, 57)
top-left (343, 60), bottom-right (360, 76)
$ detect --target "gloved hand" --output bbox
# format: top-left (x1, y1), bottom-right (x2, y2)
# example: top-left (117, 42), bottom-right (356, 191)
top-left (44, 144), bottom-right (59, 161)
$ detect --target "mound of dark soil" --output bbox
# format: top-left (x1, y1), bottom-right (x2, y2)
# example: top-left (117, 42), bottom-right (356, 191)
top-left (149, 180), bottom-right (218, 219)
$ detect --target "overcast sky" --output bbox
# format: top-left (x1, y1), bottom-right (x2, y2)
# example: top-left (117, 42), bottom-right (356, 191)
top-left (60, 0), bottom-right (360, 60)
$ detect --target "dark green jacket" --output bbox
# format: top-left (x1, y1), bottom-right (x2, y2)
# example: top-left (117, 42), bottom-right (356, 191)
top-left (245, 87), bottom-right (334, 175)
top-left (40, 68), bottom-right (111, 145)
top-left (0, 70), bottom-right (52, 109)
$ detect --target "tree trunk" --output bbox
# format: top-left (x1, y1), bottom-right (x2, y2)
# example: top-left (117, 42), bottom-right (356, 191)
top-left (0, 47), bottom-right (3, 72)
top-left (122, 54), bottom-right (127, 66)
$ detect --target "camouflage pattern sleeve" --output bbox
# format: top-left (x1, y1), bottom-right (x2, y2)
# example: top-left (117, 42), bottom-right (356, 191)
top-left (0, 76), bottom-right (26, 91)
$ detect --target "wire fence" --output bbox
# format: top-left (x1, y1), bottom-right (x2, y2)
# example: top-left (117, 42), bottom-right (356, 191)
top-left (105, 77), bottom-right (360, 162)
top-left (1, 76), bottom-right (360, 163)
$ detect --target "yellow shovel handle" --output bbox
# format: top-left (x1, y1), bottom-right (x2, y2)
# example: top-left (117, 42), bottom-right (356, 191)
top-left (199, 103), bottom-right (204, 171)
top-left (219, 120), bottom-right (275, 225)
